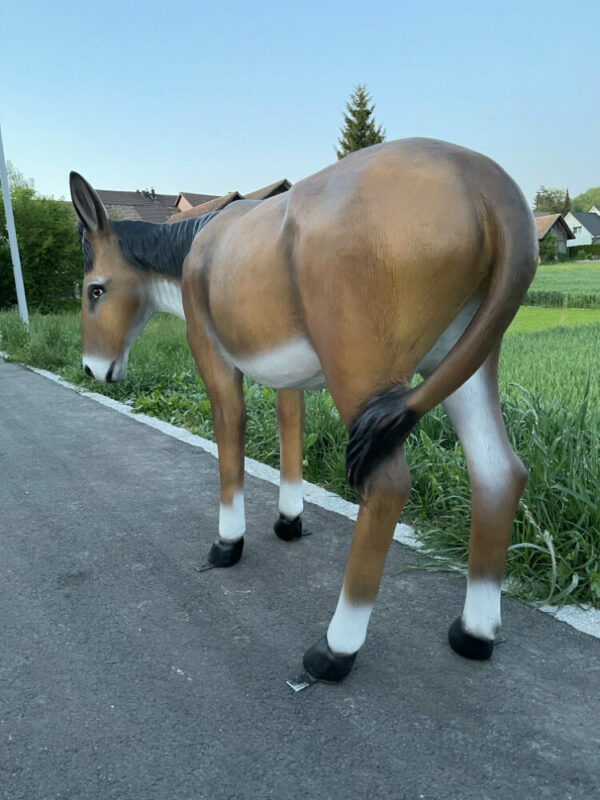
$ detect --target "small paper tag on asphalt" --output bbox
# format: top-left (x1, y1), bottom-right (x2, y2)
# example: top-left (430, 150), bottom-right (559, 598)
top-left (286, 671), bottom-right (317, 692)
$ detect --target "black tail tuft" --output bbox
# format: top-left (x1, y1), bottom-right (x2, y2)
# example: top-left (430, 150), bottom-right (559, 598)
top-left (346, 385), bottom-right (420, 493)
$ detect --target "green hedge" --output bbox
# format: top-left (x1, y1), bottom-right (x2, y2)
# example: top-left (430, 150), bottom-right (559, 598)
top-left (568, 244), bottom-right (600, 259)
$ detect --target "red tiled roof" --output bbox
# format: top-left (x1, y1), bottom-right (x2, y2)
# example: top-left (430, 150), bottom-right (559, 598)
top-left (535, 214), bottom-right (574, 240)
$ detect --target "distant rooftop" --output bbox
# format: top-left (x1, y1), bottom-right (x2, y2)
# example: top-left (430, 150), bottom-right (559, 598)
top-left (96, 188), bottom-right (217, 224)
top-left (96, 177), bottom-right (292, 224)
top-left (169, 192), bottom-right (244, 222)
top-left (569, 211), bottom-right (600, 237)
top-left (167, 179), bottom-right (292, 223)
top-left (245, 179), bottom-right (291, 200)
top-left (534, 213), bottom-right (574, 241)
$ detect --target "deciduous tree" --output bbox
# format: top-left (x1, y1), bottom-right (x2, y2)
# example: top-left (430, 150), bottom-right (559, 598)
top-left (533, 186), bottom-right (568, 214)
top-left (0, 168), bottom-right (81, 311)
top-left (571, 186), bottom-right (600, 212)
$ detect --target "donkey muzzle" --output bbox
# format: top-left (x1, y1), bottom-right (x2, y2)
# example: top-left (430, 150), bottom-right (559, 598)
top-left (82, 356), bottom-right (120, 383)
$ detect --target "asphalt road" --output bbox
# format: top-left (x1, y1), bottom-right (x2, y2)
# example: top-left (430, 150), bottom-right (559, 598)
top-left (1, 357), bottom-right (599, 800)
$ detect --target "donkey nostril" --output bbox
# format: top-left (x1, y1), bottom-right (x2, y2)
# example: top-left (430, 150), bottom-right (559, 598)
top-left (84, 365), bottom-right (94, 378)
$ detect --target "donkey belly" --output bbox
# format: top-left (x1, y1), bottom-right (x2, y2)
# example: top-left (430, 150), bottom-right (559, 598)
top-left (229, 338), bottom-right (326, 390)
top-left (417, 296), bottom-right (481, 376)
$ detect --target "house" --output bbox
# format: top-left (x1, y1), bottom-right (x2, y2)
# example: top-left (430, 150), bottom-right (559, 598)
top-left (534, 212), bottom-right (574, 257)
top-left (168, 191), bottom-right (245, 222)
top-left (564, 208), bottom-right (600, 249)
top-left (95, 188), bottom-right (217, 223)
top-left (167, 179), bottom-right (292, 223)
top-left (174, 192), bottom-right (219, 213)
top-left (94, 178), bottom-right (292, 225)
top-left (245, 179), bottom-right (291, 200)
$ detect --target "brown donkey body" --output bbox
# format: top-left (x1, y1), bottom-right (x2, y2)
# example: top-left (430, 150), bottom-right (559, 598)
top-left (71, 139), bottom-right (537, 682)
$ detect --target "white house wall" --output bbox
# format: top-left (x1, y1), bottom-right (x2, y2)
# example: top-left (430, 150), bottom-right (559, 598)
top-left (564, 212), bottom-right (593, 247)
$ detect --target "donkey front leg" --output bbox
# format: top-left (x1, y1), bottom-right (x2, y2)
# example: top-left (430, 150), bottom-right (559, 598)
top-left (209, 370), bottom-right (247, 566)
top-left (274, 389), bottom-right (305, 541)
top-left (442, 347), bottom-right (528, 659)
top-left (184, 295), bottom-right (248, 568)
top-left (303, 453), bottom-right (412, 682)
top-left (194, 365), bottom-right (247, 568)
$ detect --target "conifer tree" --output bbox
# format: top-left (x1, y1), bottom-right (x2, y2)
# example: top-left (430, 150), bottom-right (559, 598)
top-left (562, 189), bottom-right (571, 216)
top-left (336, 84), bottom-right (386, 159)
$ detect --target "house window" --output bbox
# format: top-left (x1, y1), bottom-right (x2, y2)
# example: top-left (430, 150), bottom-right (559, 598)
top-left (573, 226), bottom-right (582, 233)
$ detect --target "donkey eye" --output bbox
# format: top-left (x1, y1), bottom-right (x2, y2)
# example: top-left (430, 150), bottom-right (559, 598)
top-left (90, 286), bottom-right (104, 299)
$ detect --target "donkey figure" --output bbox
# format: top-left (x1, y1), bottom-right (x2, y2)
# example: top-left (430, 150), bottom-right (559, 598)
top-left (70, 138), bottom-right (537, 682)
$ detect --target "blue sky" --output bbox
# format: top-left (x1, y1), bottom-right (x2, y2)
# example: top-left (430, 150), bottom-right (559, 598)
top-left (2, 0), bottom-right (598, 205)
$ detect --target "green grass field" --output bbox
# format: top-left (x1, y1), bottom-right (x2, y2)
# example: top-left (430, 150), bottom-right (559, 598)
top-left (508, 306), bottom-right (600, 333)
top-left (524, 261), bottom-right (600, 308)
top-left (1, 308), bottom-right (598, 608)
top-left (533, 261), bottom-right (600, 294)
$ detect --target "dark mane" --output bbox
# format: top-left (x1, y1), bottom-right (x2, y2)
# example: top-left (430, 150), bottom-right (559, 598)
top-left (79, 212), bottom-right (220, 276)
top-left (112, 212), bottom-right (220, 277)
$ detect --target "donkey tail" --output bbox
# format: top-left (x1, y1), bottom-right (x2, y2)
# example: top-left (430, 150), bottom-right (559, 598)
top-left (346, 197), bottom-right (537, 492)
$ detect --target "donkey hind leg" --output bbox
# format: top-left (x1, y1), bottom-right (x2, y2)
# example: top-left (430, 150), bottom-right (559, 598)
top-left (440, 346), bottom-right (528, 659)
top-left (303, 452), bottom-right (412, 682)
top-left (273, 389), bottom-right (305, 541)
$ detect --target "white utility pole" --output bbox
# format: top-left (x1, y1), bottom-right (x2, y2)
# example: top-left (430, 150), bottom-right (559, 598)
top-left (0, 123), bottom-right (29, 325)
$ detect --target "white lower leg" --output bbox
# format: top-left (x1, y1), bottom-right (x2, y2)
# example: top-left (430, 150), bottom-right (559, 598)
top-left (219, 492), bottom-right (245, 543)
top-left (278, 480), bottom-right (303, 520)
top-left (461, 578), bottom-right (502, 641)
top-left (327, 585), bottom-right (374, 655)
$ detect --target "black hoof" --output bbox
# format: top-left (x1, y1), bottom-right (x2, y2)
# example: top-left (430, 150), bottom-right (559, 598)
top-left (274, 514), bottom-right (302, 541)
top-left (207, 537), bottom-right (244, 568)
top-left (448, 617), bottom-right (494, 660)
top-left (303, 635), bottom-right (357, 683)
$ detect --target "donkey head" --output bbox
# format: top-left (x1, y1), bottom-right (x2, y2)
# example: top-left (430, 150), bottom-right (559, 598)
top-left (70, 173), bottom-right (153, 382)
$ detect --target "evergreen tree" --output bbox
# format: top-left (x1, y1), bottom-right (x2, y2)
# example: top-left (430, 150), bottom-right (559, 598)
top-left (336, 84), bottom-right (386, 159)
top-left (562, 189), bottom-right (571, 216)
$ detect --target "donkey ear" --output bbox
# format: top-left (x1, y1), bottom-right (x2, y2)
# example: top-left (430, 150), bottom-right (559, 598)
top-left (69, 172), bottom-right (109, 233)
